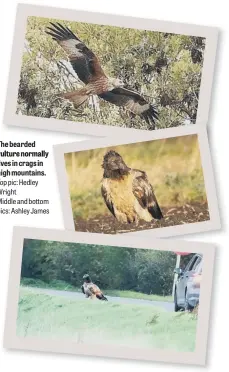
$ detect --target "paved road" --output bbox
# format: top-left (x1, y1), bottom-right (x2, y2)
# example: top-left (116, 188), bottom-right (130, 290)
top-left (27, 287), bottom-right (174, 312)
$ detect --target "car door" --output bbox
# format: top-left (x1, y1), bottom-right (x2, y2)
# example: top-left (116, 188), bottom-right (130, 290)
top-left (187, 255), bottom-right (202, 292)
top-left (176, 255), bottom-right (199, 306)
top-left (190, 256), bottom-right (202, 277)
top-left (193, 257), bottom-right (202, 277)
top-left (175, 257), bottom-right (194, 304)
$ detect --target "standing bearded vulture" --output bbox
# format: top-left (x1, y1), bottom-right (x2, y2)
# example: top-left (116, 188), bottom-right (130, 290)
top-left (101, 150), bottom-right (163, 224)
top-left (81, 274), bottom-right (108, 301)
top-left (46, 23), bottom-right (158, 129)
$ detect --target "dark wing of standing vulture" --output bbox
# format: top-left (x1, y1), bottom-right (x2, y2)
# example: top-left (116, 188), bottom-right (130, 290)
top-left (101, 183), bottom-right (116, 218)
top-left (99, 88), bottom-right (158, 129)
top-left (46, 22), bottom-right (106, 84)
top-left (132, 170), bottom-right (163, 219)
top-left (81, 285), bottom-right (85, 294)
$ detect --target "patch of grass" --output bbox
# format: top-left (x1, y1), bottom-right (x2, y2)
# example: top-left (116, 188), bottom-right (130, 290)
top-left (105, 290), bottom-right (173, 302)
top-left (17, 287), bottom-right (197, 352)
top-left (20, 278), bottom-right (173, 302)
top-left (20, 278), bottom-right (79, 292)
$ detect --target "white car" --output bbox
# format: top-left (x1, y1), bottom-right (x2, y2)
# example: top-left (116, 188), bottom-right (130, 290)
top-left (174, 253), bottom-right (202, 311)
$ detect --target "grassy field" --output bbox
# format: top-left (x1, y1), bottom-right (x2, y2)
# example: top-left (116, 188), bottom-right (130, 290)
top-left (17, 287), bottom-right (197, 351)
top-left (21, 278), bottom-right (77, 292)
top-left (20, 278), bottom-right (173, 302)
top-left (65, 135), bottom-right (208, 221)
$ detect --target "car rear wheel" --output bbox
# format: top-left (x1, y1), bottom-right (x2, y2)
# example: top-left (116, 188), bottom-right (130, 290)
top-left (174, 289), bottom-right (181, 312)
top-left (184, 289), bottom-right (193, 312)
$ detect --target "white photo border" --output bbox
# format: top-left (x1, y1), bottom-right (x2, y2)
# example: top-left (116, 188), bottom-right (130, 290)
top-left (4, 226), bottom-right (215, 365)
top-left (53, 125), bottom-right (221, 238)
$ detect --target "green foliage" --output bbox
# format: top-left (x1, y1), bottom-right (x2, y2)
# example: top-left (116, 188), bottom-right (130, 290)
top-left (17, 17), bottom-right (205, 130)
top-left (136, 250), bottom-right (176, 295)
top-left (17, 287), bottom-right (197, 351)
top-left (21, 239), bottom-right (178, 296)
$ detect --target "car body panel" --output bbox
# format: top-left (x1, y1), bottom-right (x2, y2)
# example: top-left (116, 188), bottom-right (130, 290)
top-left (174, 253), bottom-right (202, 310)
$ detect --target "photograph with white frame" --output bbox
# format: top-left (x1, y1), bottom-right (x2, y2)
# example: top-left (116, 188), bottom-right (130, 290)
top-left (3, 3), bottom-right (218, 137)
top-left (4, 226), bottom-right (215, 366)
top-left (53, 126), bottom-right (220, 238)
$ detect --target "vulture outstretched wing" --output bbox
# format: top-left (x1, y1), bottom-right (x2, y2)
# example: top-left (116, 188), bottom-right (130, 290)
top-left (99, 88), bottom-right (158, 128)
top-left (132, 170), bottom-right (163, 219)
top-left (46, 23), bottom-right (158, 127)
top-left (46, 22), bottom-right (106, 83)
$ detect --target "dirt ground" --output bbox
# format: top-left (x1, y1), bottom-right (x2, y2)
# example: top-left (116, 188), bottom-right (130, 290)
top-left (74, 202), bottom-right (210, 234)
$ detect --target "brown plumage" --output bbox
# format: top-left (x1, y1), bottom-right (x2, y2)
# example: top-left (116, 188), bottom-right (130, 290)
top-left (46, 23), bottom-right (158, 129)
top-left (81, 274), bottom-right (108, 301)
top-left (101, 150), bottom-right (163, 224)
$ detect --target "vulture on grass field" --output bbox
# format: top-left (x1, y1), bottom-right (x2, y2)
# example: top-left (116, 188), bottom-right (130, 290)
top-left (46, 23), bottom-right (158, 129)
top-left (81, 274), bottom-right (108, 301)
top-left (101, 150), bottom-right (163, 224)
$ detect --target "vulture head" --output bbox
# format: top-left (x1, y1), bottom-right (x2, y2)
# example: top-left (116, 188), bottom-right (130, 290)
top-left (83, 274), bottom-right (91, 283)
top-left (102, 150), bottom-right (130, 178)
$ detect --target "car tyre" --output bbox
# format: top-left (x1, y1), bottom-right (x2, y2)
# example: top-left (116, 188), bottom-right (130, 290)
top-left (174, 289), bottom-right (181, 312)
top-left (184, 289), bottom-right (193, 312)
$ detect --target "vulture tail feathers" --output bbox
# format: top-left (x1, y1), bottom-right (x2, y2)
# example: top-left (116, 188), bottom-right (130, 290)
top-left (59, 90), bottom-right (89, 108)
top-left (148, 200), bottom-right (163, 220)
top-left (96, 294), bottom-right (108, 301)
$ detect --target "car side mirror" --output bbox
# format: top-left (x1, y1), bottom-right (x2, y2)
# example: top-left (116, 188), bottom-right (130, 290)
top-left (174, 267), bottom-right (183, 275)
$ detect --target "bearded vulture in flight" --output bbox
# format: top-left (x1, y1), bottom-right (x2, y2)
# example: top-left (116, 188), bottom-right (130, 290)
top-left (46, 23), bottom-right (158, 128)
top-left (81, 274), bottom-right (108, 301)
top-left (101, 150), bottom-right (163, 224)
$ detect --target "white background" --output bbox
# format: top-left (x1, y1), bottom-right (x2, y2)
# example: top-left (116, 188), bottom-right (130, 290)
top-left (0, 0), bottom-right (228, 371)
